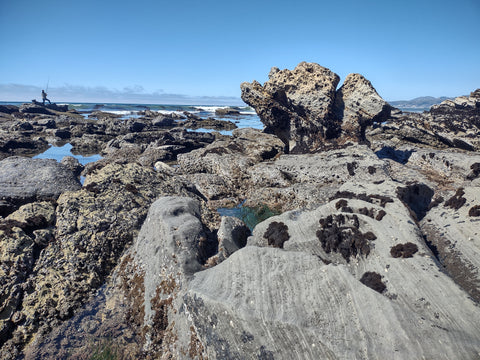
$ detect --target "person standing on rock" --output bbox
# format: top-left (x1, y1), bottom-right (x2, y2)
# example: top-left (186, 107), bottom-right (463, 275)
top-left (42, 90), bottom-right (51, 105)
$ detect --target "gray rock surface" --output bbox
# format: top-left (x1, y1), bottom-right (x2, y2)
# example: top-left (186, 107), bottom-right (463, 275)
top-left (177, 128), bottom-right (284, 207)
top-left (214, 216), bottom-right (250, 263)
top-left (421, 186), bottom-right (480, 301)
top-left (110, 189), bottom-right (480, 359)
top-left (245, 144), bottom-right (389, 211)
top-left (0, 156), bottom-right (81, 206)
top-left (179, 181), bottom-right (480, 359)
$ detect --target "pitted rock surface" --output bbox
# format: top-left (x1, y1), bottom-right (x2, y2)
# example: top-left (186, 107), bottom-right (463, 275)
top-left (241, 62), bottom-right (390, 152)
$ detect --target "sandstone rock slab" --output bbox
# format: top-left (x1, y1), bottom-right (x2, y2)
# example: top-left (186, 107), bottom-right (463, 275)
top-left (0, 157), bottom-right (81, 206)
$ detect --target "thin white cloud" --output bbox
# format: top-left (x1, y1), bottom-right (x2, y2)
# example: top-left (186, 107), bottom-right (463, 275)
top-left (0, 83), bottom-right (244, 105)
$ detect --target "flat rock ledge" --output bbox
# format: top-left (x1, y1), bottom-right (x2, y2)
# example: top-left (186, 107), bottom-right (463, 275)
top-left (0, 156), bottom-right (81, 208)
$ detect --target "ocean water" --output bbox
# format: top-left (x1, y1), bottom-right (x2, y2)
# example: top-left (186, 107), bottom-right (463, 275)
top-left (32, 143), bottom-right (102, 165)
top-left (67, 102), bottom-right (263, 129)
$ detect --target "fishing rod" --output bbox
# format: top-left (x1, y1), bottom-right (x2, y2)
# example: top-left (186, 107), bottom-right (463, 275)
top-left (45, 77), bottom-right (50, 93)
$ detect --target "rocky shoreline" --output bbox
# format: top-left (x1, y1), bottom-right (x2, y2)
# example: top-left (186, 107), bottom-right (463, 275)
top-left (1, 62), bottom-right (480, 359)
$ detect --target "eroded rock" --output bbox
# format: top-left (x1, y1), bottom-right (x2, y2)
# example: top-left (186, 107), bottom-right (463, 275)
top-left (241, 62), bottom-right (390, 152)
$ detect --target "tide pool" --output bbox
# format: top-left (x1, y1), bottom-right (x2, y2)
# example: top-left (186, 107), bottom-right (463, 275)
top-left (33, 143), bottom-right (102, 165)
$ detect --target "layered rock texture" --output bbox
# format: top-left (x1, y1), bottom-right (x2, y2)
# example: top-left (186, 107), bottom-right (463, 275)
top-left (1, 63), bottom-right (480, 359)
top-left (369, 89), bottom-right (480, 152)
top-left (241, 62), bottom-right (391, 152)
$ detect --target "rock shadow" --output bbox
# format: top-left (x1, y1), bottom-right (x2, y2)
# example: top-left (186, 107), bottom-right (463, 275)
top-left (375, 146), bottom-right (414, 164)
top-left (397, 183), bottom-right (434, 221)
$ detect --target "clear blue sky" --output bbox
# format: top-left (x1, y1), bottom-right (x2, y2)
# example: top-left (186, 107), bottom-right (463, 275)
top-left (0, 0), bottom-right (479, 104)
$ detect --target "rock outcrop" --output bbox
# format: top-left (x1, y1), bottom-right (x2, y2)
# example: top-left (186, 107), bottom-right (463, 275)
top-left (334, 73), bottom-right (392, 143)
top-left (369, 89), bottom-right (480, 152)
top-left (19, 102), bottom-right (69, 115)
top-left (177, 128), bottom-right (285, 207)
top-left (241, 62), bottom-right (391, 152)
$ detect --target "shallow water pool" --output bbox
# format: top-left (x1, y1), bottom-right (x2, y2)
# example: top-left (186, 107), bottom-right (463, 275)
top-left (33, 143), bottom-right (102, 165)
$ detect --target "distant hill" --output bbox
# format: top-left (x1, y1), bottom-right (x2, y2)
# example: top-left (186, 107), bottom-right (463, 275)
top-left (389, 96), bottom-right (452, 109)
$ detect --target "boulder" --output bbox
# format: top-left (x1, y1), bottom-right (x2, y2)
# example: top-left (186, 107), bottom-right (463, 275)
top-left (60, 156), bottom-right (84, 177)
top-left (241, 62), bottom-right (340, 153)
top-left (152, 115), bottom-right (175, 127)
top-left (35, 118), bottom-right (56, 129)
top-left (6, 201), bottom-right (56, 226)
top-left (241, 62), bottom-right (390, 153)
top-left (180, 116), bottom-right (237, 131)
top-left (334, 73), bottom-right (391, 143)
top-left (0, 133), bottom-right (50, 160)
top-left (177, 128), bottom-right (284, 205)
top-left (0, 157), bottom-right (81, 206)
top-left (214, 216), bottom-right (250, 263)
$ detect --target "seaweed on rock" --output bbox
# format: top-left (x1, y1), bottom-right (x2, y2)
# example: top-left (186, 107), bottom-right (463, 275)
top-left (375, 210), bottom-right (387, 221)
top-left (390, 242), bottom-right (419, 258)
top-left (444, 188), bottom-right (466, 210)
top-left (469, 205), bottom-right (480, 217)
top-left (466, 163), bottom-right (480, 180)
top-left (316, 214), bottom-right (372, 262)
top-left (330, 191), bottom-right (393, 208)
top-left (360, 271), bottom-right (386, 293)
top-left (335, 199), bottom-right (348, 210)
top-left (263, 221), bottom-right (290, 249)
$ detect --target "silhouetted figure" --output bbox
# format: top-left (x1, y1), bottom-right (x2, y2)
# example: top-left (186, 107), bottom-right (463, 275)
top-left (42, 90), bottom-right (51, 105)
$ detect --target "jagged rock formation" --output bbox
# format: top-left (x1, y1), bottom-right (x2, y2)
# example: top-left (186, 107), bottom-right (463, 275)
top-left (334, 73), bottom-right (392, 143)
top-left (369, 89), bottom-right (480, 151)
top-left (241, 62), bottom-right (391, 152)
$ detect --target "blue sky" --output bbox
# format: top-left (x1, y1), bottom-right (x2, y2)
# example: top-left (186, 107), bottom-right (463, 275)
top-left (0, 0), bottom-right (479, 104)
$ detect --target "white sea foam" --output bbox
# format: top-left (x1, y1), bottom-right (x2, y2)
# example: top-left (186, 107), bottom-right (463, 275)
top-left (155, 110), bottom-right (190, 116)
top-left (194, 106), bottom-right (228, 112)
top-left (109, 110), bottom-right (136, 115)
